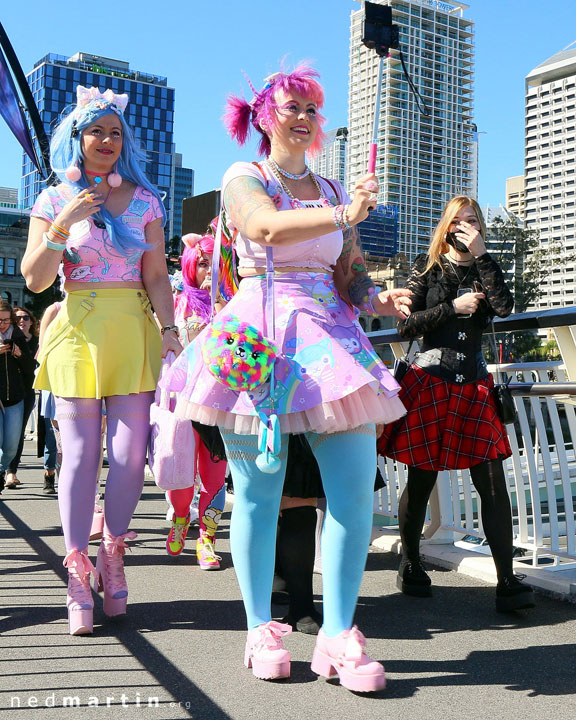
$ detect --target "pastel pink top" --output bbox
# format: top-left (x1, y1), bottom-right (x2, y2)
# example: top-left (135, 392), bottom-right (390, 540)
top-left (221, 161), bottom-right (349, 271)
top-left (31, 184), bottom-right (164, 283)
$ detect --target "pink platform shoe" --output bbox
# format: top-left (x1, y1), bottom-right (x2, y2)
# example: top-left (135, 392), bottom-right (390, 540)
top-left (244, 621), bottom-right (292, 680)
top-left (311, 626), bottom-right (386, 692)
top-left (89, 500), bottom-right (105, 541)
top-left (93, 529), bottom-right (137, 617)
top-left (63, 549), bottom-right (97, 636)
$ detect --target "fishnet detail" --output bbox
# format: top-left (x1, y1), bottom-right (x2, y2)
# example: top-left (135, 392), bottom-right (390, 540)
top-left (306, 423), bottom-right (376, 452)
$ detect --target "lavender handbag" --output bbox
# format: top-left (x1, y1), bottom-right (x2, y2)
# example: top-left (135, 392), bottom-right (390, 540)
top-left (148, 352), bottom-right (196, 490)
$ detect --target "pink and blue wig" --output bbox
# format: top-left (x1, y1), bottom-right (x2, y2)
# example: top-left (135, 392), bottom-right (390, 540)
top-left (223, 64), bottom-right (327, 157)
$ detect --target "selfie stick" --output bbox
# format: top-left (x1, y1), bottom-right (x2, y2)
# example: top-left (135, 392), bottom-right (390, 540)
top-left (361, 2), bottom-right (398, 174)
top-left (368, 56), bottom-right (384, 174)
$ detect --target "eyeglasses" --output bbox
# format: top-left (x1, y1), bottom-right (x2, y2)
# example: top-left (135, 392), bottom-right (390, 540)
top-left (0, 318), bottom-right (11, 325)
top-left (16, 315), bottom-right (31, 321)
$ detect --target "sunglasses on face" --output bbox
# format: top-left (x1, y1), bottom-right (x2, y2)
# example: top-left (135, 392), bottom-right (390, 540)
top-left (16, 315), bottom-right (31, 321)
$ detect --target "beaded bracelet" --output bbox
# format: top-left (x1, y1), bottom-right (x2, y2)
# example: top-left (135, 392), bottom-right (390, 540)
top-left (332, 204), bottom-right (352, 231)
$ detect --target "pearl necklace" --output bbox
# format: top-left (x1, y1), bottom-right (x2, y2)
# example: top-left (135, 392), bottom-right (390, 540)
top-left (267, 156), bottom-right (310, 180)
top-left (266, 161), bottom-right (332, 209)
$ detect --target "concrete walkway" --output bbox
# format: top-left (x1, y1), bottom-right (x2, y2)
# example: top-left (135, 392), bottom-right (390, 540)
top-left (1, 441), bottom-right (575, 719)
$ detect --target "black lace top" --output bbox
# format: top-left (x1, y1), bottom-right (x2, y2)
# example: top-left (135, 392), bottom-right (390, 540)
top-left (397, 252), bottom-right (514, 383)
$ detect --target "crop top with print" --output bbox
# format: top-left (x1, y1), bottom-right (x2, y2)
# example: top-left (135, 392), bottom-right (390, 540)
top-left (221, 161), bottom-right (350, 272)
top-left (31, 184), bottom-right (164, 283)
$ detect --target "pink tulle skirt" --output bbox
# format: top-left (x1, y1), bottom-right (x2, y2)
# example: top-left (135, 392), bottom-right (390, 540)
top-left (162, 272), bottom-right (406, 435)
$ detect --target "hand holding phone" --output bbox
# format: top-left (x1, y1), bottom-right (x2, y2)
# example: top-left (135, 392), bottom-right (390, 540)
top-left (453, 288), bottom-right (485, 318)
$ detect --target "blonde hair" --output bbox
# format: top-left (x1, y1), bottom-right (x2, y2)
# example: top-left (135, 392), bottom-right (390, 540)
top-left (424, 196), bottom-right (487, 274)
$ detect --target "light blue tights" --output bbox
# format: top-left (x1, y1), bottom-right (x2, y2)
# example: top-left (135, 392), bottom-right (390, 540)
top-left (221, 425), bottom-right (376, 637)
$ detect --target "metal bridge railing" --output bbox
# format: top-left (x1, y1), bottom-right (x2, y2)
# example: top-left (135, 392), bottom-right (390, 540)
top-left (369, 306), bottom-right (576, 571)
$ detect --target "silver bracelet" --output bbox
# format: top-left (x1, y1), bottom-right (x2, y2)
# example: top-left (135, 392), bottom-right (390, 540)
top-left (42, 232), bottom-right (66, 252)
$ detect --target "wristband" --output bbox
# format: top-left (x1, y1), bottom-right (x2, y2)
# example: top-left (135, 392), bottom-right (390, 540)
top-left (49, 223), bottom-right (70, 241)
top-left (161, 324), bottom-right (179, 335)
top-left (363, 285), bottom-right (382, 316)
top-left (42, 232), bottom-right (67, 251)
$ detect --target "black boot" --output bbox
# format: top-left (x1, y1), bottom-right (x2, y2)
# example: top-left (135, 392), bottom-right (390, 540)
top-left (397, 556), bottom-right (432, 597)
top-left (43, 471), bottom-right (56, 495)
top-left (0, 471), bottom-right (5, 495)
top-left (277, 506), bottom-right (322, 634)
top-left (496, 575), bottom-right (536, 612)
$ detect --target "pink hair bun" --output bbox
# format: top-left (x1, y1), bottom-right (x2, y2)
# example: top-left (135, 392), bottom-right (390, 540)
top-left (182, 233), bottom-right (203, 248)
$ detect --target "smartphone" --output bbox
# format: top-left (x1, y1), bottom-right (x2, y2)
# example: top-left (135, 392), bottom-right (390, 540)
top-left (457, 287), bottom-right (473, 319)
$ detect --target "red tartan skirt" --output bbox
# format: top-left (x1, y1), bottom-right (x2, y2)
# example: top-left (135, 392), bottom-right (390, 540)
top-left (377, 364), bottom-right (512, 471)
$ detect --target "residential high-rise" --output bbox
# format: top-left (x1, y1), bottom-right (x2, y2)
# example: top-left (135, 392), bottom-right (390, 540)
top-left (505, 175), bottom-right (525, 220)
top-left (170, 153), bottom-right (195, 239)
top-left (308, 127), bottom-right (348, 184)
top-left (525, 46), bottom-right (576, 310)
top-left (21, 52), bottom-right (175, 242)
top-left (348, 0), bottom-right (475, 260)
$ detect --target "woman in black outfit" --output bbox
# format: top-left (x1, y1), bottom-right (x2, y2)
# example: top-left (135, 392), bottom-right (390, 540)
top-left (5, 307), bottom-right (39, 489)
top-left (378, 196), bottom-right (535, 612)
top-left (0, 300), bottom-right (34, 494)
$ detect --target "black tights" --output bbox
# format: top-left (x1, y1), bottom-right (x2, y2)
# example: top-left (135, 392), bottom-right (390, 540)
top-left (398, 460), bottom-right (514, 580)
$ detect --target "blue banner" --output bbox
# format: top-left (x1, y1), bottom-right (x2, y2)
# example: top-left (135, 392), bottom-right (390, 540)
top-left (0, 44), bottom-right (38, 168)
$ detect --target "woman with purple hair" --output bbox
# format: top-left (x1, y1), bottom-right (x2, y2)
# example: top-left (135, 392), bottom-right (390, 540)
top-left (165, 232), bottom-right (227, 569)
top-left (164, 65), bottom-right (411, 692)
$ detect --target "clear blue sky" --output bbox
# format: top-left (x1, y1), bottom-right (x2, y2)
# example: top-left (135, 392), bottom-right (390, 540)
top-left (1, 0), bottom-right (576, 207)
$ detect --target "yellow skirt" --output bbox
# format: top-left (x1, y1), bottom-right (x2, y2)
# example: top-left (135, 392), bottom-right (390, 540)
top-left (35, 288), bottom-right (162, 399)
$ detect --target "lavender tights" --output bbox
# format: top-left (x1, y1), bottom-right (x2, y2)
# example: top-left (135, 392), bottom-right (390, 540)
top-left (55, 393), bottom-right (154, 551)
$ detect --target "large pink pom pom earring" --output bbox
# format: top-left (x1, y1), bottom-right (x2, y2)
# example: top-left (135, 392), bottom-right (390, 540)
top-left (65, 164), bottom-right (82, 182)
top-left (107, 162), bottom-right (122, 188)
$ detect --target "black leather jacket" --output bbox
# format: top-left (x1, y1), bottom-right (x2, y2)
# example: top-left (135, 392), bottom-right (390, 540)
top-left (0, 326), bottom-right (35, 406)
top-left (398, 252), bottom-right (514, 384)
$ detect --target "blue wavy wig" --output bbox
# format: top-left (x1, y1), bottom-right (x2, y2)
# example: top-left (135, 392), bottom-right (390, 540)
top-left (49, 100), bottom-right (166, 256)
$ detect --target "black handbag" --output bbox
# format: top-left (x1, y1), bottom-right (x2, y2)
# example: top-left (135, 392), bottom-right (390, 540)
top-left (393, 340), bottom-right (418, 382)
top-left (489, 322), bottom-right (517, 425)
top-left (493, 377), bottom-right (517, 424)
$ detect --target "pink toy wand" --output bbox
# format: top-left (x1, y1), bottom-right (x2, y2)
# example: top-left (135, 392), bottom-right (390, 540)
top-left (362, 2), bottom-right (399, 174)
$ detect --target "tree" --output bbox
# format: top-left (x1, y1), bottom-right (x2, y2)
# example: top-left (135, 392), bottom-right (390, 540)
top-left (487, 217), bottom-right (573, 360)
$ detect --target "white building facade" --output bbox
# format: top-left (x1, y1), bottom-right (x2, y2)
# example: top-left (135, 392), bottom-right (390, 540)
top-left (348, 0), bottom-right (475, 260)
top-left (308, 127), bottom-right (348, 184)
top-left (525, 46), bottom-right (576, 310)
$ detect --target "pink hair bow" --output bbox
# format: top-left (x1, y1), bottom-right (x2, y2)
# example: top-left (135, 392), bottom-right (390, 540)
top-left (76, 85), bottom-right (129, 113)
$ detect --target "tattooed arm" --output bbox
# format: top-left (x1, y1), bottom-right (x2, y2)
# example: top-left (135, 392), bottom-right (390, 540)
top-left (223, 167), bottom-right (381, 247)
top-left (224, 175), bottom-right (339, 247)
top-left (334, 226), bottom-right (412, 318)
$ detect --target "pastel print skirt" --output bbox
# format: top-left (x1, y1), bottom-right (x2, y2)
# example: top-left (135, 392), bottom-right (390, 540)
top-left (163, 272), bottom-right (406, 435)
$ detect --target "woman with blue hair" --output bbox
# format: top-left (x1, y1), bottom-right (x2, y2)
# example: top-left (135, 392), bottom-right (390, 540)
top-left (22, 85), bottom-right (181, 635)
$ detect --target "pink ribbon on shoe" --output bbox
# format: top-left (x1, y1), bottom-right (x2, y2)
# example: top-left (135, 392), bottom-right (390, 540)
top-left (103, 530), bottom-right (138, 554)
top-left (63, 549), bottom-right (98, 581)
top-left (339, 626), bottom-right (367, 664)
top-left (251, 621), bottom-right (293, 651)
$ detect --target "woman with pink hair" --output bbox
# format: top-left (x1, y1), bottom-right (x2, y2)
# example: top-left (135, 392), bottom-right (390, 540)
top-left (164, 65), bottom-right (411, 691)
top-left (166, 232), bottom-right (227, 569)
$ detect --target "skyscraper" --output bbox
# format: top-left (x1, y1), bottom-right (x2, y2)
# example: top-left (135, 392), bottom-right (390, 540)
top-left (21, 52), bottom-right (175, 242)
top-left (525, 45), bottom-right (576, 310)
top-left (170, 153), bottom-right (195, 239)
top-left (308, 127), bottom-right (348, 184)
top-left (348, 0), bottom-right (475, 260)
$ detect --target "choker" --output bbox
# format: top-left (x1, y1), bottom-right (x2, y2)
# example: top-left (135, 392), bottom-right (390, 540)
top-left (85, 169), bottom-right (106, 185)
top-left (447, 253), bottom-right (474, 266)
top-left (267, 157), bottom-right (309, 181)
